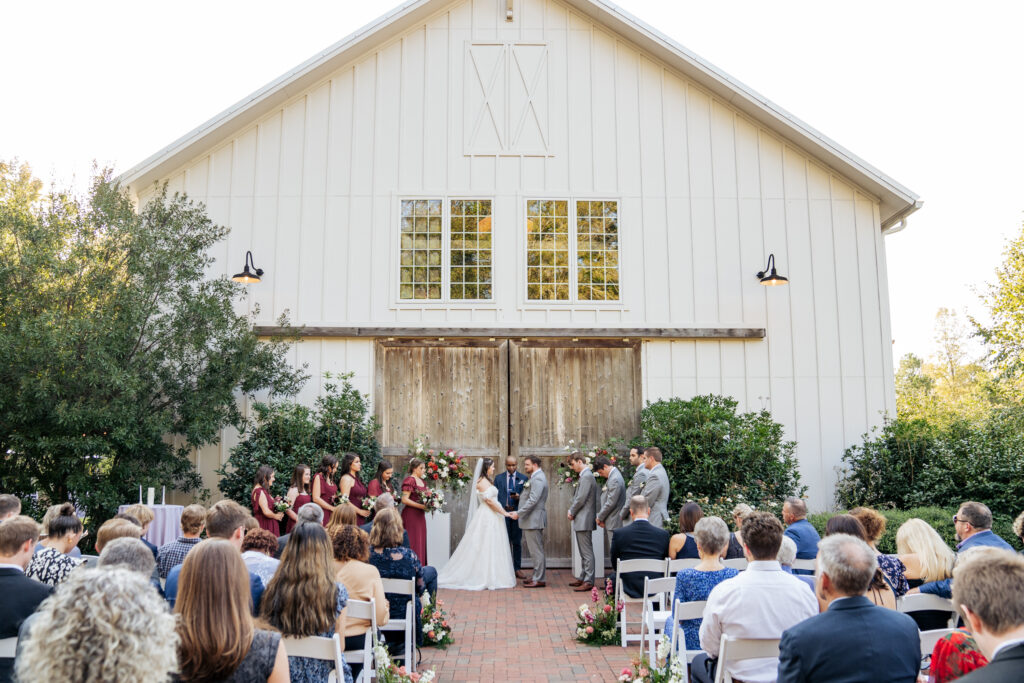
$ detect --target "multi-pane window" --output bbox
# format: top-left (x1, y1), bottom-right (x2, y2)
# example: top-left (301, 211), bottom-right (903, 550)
top-left (399, 198), bottom-right (493, 301)
top-left (526, 199), bottom-right (619, 302)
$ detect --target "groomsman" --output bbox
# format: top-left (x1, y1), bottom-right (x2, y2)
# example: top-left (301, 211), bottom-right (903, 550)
top-left (620, 447), bottom-right (648, 525)
top-left (595, 455), bottom-right (626, 582)
top-left (641, 447), bottom-right (670, 528)
top-left (568, 452), bottom-right (599, 592)
top-left (495, 456), bottom-right (528, 578)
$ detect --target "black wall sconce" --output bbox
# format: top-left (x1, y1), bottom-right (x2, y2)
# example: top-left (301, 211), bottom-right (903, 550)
top-left (756, 253), bottom-right (788, 286)
top-left (232, 250), bottom-right (264, 283)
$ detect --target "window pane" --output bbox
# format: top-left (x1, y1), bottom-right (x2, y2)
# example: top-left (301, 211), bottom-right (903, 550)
top-left (526, 199), bottom-right (569, 300)
top-left (399, 199), bottom-right (443, 299)
top-left (449, 198), bottom-right (492, 300)
top-left (577, 199), bottom-right (619, 301)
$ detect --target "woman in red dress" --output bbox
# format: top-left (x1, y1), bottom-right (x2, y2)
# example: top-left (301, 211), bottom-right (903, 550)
top-left (251, 465), bottom-right (284, 535)
top-left (312, 454), bottom-right (339, 527)
top-left (338, 452), bottom-right (371, 521)
top-left (400, 459), bottom-right (430, 564)
top-left (367, 461), bottom-right (397, 520)
top-left (283, 463), bottom-right (312, 534)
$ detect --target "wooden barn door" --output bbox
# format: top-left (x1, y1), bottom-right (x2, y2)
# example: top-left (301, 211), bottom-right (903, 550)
top-left (509, 340), bottom-right (642, 566)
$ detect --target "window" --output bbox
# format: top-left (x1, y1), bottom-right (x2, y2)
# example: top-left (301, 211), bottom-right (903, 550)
top-left (525, 199), bottom-right (619, 302)
top-left (399, 198), bottom-right (493, 301)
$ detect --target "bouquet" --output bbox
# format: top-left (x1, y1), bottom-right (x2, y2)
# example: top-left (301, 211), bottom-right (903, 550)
top-left (573, 578), bottom-right (621, 645)
top-left (420, 593), bottom-right (455, 648)
top-left (362, 495), bottom-right (377, 511)
top-left (333, 493), bottom-right (350, 507)
top-left (373, 637), bottom-right (435, 683)
top-left (272, 495), bottom-right (291, 513)
top-left (419, 488), bottom-right (446, 515)
top-left (617, 640), bottom-right (686, 682)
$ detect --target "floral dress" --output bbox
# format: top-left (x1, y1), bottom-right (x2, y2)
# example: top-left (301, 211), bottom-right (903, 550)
top-left (26, 547), bottom-right (79, 586)
top-left (286, 582), bottom-right (354, 683)
top-left (369, 545), bottom-right (424, 646)
top-left (928, 628), bottom-right (988, 683)
top-left (663, 567), bottom-right (740, 650)
top-left (876, 553), bottom-right (909, 596)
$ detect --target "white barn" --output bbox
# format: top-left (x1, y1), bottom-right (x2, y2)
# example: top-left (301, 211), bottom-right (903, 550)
top-left (122, 0), bottom-right (919, 558)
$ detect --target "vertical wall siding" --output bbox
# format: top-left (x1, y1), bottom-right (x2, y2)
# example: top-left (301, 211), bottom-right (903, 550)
top-left (145, 0), bottom-right (895, 508)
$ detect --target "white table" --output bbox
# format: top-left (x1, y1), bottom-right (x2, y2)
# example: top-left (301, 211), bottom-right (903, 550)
top-left (118, 504), bottom-right (184, 547)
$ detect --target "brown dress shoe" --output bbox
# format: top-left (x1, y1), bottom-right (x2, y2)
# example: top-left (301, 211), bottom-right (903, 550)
top-left (568, 579), bottom-right (584, 587)
top-left (573, 582), bottom-right (594, 592)
top-left (523, 580), bottom-right (546, 588)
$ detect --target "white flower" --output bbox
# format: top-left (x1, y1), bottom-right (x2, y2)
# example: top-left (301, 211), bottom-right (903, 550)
top-left (420, 672), bottom-right (437, 682)
top-left (578, 604), bottom-right (589, 614)
top-left (439, 458), bottom-right (447, 466)
top-left (415, 446), bottom-right (423, 454)
top-left (421, 591), bottom-right (431, 606)
top-left (423, 624), bottom-right (431, 633)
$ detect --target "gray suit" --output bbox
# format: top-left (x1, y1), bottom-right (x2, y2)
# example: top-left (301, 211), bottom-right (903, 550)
top-left (643, 463), bottom-right (670, 528)
top-left (596, 466), bottom-right (626, 533)
top-left (570, 467), bottom-right (599, 584)
top-left (620, 465), bottom-right (649, 522)
top-left (517, 468), bottom-right (548, 582)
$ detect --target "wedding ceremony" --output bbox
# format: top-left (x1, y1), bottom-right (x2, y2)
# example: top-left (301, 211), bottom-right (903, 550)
top-left (3, 0), bottom-right (1024, 681)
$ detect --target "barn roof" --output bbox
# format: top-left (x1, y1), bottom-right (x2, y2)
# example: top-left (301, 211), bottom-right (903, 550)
top-left (120, 0), bottom-right (921, 229)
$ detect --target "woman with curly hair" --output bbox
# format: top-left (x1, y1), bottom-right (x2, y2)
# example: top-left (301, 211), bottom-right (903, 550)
top-left (175, 540), bottom-right (289, 682)
top-left (261, 523), bottom-right (354, 683)
top-left (850, 506), bottom-right (909, 596)
top-left (332, 525), bottom-right (389, 681)
top-left (241, 528), bottom-right (281, 586)
top-left (16, 567), bottom-right (178, 683)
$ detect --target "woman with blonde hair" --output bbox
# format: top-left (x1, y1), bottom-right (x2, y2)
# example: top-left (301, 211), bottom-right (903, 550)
top-left (896, 517), bottom-right (956, 630)
top-left (16, 567), bottom-right (177, 683)
top-left (326, 500), bottom-right (359, 536)
top-left (175, 540), bottom-right (289, 682)
top-left (724, 503), bottom-right (753, 559)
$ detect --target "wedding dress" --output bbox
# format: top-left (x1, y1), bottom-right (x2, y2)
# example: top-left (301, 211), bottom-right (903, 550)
top-left (437, 484), bottom-right (516, 590)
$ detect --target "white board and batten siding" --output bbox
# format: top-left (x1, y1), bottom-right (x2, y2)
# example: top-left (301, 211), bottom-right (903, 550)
top-left (134, 0), bottom-right (901, 509)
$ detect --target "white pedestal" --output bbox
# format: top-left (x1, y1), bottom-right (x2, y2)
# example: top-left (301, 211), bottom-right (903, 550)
top-left (571, 527), bottom-right (606, 580)
top-left (425, 511), bottom-right (451, 572)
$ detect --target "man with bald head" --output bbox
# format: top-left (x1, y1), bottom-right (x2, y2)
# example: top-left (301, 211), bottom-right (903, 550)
top-left (496, 455), bottom-right (528, 578)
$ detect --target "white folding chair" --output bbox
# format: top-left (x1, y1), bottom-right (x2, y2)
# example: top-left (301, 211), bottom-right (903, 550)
top-left (283, 633), bottom-right (348, 683)
top-left (0, 636), bottom-right (17, 658)
top-left (616, 558), bottom-right (668, 647)
top-left (790, 558), bottom-right (816, 572)
top-left (667, 599), bottom-right (708, 679)
top-left (713, 636), bottom-right (780, 683)
top-left (638, 575), bottom-right (677, 661)
top-left (898, 593), bottom-right (959, 628)
top-left (721, 558), bottom-right (748, 570)
top-left (666, 558), bottom-right (700, 575)
top-left (919, 628), bottom-right (954, 662)
top-left (380, 577), bottom-right (416, 671)
top-left (342, 598), bottom-right (378, 682)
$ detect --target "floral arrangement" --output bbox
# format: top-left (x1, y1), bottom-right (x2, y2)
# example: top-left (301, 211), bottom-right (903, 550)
top-left (419, 488), bottom-right (446, 515)
top-left (333, 493), bottom-right (350, 507)
top-left (362, 495), bottom-right (377, 511)
top-left (272, 495), bottom-right (291, 513)
top-left (574, 578), bottom-right (622, 645)
top-left (420, 591), bottom-right (454, 648)
top-left (373, 637), bottom-right (435, 683)
top-left (617, 641), bottom-right (686, 682)
top-left (409, 436), bottom-right (472, 490)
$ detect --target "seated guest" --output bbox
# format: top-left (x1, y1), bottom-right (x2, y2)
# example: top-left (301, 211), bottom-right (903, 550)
top-left (241, 528), bottom-right (281, 586)
top-left (777, 536), bottom-right (815, 592)
top-left (175, 541), bottom-right (289, 683)
top-left (850, 506), bottom-right (909, 596)
top-left (122, 503), bottom-right (160, 560)
top-left (668, 502), bottom-right (702, 560)
top-left (916, 501), bottom-right (1012, 599)
top-left (35, 504), bottom-right (82, 559)
top-left (610, 495), bottom-right (671, 599)
top-left (724, 503), bottom-right (753, 560)
top-left (895, 518), bottom-right (956, 630)
top-left (26, 503), bottom-right (83, 586)
top-left (948, 549), bottom-right (1024, 682)
top-left (777, 534), bottom-right (920, 683)
top-left (663, 516), bottom-right (739, 650)
top-left (332, 525), bottom-right (389, 681)
top-left (693, 511), bottom-right (818, 683)
top-left (165, 500), bottom-right (265, 614)
top-left (368, 508), bottom-right (425, 649)
top-left (98, 537), bottom-right (156, 577)
top-left (360, 493), bottom-right (438, 599)
top-left (261, 523), bottom-right (353, 683)
top-left (95, 518), bottom-right (142, 553)
top-left (823, 514), bottom-right (896, 609)
top-left (276, 501), bottom-right (323, 559)
top-left (326, 501), bottom-right (359, 537)
top-left (929, 628), bottom-right (989, 682)
top-left (1014, 510), bottom-right (1024, 550)
top-left (782, 496), bottom-right (819, 574)
top-left (157, 503), bottom-right (206, 579)
top-left (0, 516), bottom-right (53, 683)
top-left (17, 568), bottom-right (176, 683)
top-left (0, 494), bottom-right (21, 522)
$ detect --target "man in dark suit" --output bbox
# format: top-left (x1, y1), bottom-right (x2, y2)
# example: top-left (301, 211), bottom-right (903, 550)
top-left (777, 534), bottom-right (920, 683)
top-left (495, 456), bottom-right (528, 578)
top-left (949, 549), bottom-right (1024, 682)
top-left (0, 516), bottom-right (54, 683)
top-left (609, 495), bottom-right (670, 598)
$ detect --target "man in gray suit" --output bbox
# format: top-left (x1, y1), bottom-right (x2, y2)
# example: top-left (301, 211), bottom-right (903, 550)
top-left (595, 455), bottom-right (626, 582)
top-left (620, 447), bottom-right (648, 525)
top-left (511, 455), bottom-right (548, 588)
top-left (568, 452), bottom-right (599, 591)
top-left (641, 447), bottom-right (670, 528)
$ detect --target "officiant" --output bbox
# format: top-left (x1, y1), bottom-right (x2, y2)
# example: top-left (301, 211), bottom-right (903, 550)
top-left (496, 456), bottom-right (528, 578)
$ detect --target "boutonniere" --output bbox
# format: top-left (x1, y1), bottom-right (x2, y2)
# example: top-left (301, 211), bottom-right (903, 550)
top-left (523, 481), bottom-right (531, 489)
top-left (601, 485), bottom-right (608, 492)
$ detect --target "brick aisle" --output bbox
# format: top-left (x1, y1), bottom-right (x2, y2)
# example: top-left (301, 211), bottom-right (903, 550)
top-left (419, 569), bottom-right (637, 682)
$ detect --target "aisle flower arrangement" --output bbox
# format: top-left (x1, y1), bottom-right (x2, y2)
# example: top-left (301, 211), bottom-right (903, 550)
top-left (617, 643), bottom-right (686, 683)
top-left (573, 578), bottom-right (622, 645)
top-left (420, 592), bottom-right (455, 648)
top-left (373, 638), bottom-right (435, 682)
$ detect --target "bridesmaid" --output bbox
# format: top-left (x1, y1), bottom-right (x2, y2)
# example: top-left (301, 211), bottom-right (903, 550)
top-left (338, 453), bottom-right (370, 520)
top-left (400, 459), bottom-right (430, 565)
top-left (252, 465), bottom-right (284, 535)
top-left (284, 463), bottom-right (312, 534)
top-left (312, 454), bottom-right (339, 527)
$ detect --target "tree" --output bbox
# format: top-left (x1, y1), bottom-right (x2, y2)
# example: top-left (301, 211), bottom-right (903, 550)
top-left (976, 221), bottom-right (1024, 396)
top-left (0, 161), bottom-right (305, 534)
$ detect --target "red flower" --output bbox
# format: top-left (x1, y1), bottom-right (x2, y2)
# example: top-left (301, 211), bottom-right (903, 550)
top-left (432, 473), bottom-right (439, 480)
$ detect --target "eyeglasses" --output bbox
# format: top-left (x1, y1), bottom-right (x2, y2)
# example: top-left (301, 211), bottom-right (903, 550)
top-left (953, 515), bottom-right (965, 525)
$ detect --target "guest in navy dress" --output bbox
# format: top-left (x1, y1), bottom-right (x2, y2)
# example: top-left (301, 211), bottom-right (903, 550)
top-left (668, 502), bottom-right (703, 560)
top-left (368, 507), bottom-right (424, 648)
top-left (338, 453), bottom-right (371, 522)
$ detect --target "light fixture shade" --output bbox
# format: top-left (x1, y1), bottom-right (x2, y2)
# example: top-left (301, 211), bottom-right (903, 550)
top-left (232, 250), bottom-right (264, 283)
top-left (756, 253), bottom-right (788, 286)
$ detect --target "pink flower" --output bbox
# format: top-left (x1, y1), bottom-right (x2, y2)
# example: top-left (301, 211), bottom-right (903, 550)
top-left (621, 668), bottom-right (632, 677)
top-left (398, 666), bottom-right (408, 675)
top-left (591, 586), bottom-right (599, 601)
top-left (585, 625), bottom-right (594, 634)
top-left (410, 674), bottom-right (421, 682)
top-left (638, 667), bottom-right (649, 677)
top-left (603, 604), bottom-right (612, 613)
top-left (605, 578), bottom-right (613, 595)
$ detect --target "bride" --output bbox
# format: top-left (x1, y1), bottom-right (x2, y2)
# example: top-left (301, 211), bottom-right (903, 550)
top-left (437, 457), bottom-right (517, 590)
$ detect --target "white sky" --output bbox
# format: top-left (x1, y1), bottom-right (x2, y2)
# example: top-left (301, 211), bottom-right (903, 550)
top-left (4, 0), bottom-right (1022, 363)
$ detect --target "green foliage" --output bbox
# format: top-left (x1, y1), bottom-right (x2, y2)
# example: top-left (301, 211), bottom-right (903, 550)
top-left (975, 221), bottom-right (1024, 390)
top-left (639, 395), bottom-right (805, 520)
top-left (217, 373), bottom-right (380, 506)
top-left (0, 163), bottom-right (304, 548)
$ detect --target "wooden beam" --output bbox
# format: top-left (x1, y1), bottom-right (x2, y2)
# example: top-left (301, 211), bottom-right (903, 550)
top-left (253, 326), bottom-right (765, 340)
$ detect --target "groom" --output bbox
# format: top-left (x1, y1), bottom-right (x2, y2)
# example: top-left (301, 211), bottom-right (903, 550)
top-left (511, 455), bottom-right (548, 588)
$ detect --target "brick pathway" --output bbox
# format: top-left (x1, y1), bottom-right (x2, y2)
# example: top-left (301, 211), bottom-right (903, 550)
top-left (419, 569), bottom-right (637, 682)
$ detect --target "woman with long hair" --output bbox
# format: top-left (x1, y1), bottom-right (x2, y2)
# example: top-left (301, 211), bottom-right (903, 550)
top-left (283, 464), bottom-right (312, 534)
top-left (26, 502), bottom-right (83, 585)
top-left (823, 514), bottom-right (896, 609)
top-left (261, 523), bottom-right (353, 683)
top-left (400, 458), bottom-right (430, 564)
top-left (896, 518), bottom-right (957, 629)
top-left (668, 502), bottom-right (703, 560)
top-left (175, 540), bottom-right (289, 682)
top-left (252, 465), bottom-right (284, 535)
top-left (331, 525), bottom-right (389, 681)
top-left (367, 461), bottom-right (398, 518)
top-left (368, 508), bottom-right (424, 650)
top-left (326, 502), bottom-right (359, 537)
top-left (337, 453), bottom-right (370, 520)
top-left (312, 454), bottom-right (340, 527)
